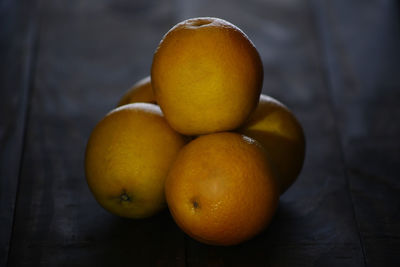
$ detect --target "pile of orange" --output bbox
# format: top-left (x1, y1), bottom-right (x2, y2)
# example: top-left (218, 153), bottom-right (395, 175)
top-left (85, 17), bottom-right (305, 246)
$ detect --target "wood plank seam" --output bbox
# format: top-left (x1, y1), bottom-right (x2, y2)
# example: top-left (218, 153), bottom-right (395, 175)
top-left (5, 1), bottom-right (41, 266)
top-left (307, 0), bottom-right (368, 266)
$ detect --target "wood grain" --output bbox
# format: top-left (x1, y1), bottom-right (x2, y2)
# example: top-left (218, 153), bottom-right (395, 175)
top-left (0, 0), bottom-right (39, 265)
top-left (312, 0), bottom-right (400, 266)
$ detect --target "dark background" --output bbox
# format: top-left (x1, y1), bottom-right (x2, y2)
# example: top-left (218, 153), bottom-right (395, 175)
top-left (1, 0), bottom-right (399, 266)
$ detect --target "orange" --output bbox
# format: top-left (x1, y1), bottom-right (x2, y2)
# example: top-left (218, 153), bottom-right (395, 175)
top-left (85, 103), bottom-right (186, 218)
top-left (117, 76), bottom-right (156, 106)
top-left (151, 17), bottom-right (263, 135)
top-left (165, 132), bottom-right (279, 245)
top-left (238, 94), bottom-right (306, 194)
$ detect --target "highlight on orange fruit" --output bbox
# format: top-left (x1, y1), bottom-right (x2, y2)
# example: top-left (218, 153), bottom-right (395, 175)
top-left (85, 103), bottom-right (187, 218)
top-left (151, 17), bottom-right (263, 135)
top-left (117, 76), bottom-right (156, 107)
top-left (165, 132), bottom-right (279, 246)
top-left (238, 94), bottom-right (306, 194)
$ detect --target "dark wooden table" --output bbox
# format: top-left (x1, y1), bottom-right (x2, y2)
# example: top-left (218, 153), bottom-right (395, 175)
top-left (1, 0), bottom-right (399, 266)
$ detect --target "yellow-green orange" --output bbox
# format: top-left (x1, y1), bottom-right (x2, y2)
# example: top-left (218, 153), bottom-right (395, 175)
top-left (85, 103), bottom-right (186, 218)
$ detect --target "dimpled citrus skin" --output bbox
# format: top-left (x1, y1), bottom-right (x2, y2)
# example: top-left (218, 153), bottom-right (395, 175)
top-left (85, 103), bottom-right (186, 218)
top-left (151, 17), bottom-right (263, 135)
top-left (238, 94), bottom-right (306, 194)
top-left (165, 132), bottom-right (279, 246)
top-left (117, 76), bottom-right (156, 107)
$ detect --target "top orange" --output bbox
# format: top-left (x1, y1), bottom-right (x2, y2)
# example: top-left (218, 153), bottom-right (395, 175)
top-left (151, 17), bottom-right (263, 135)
